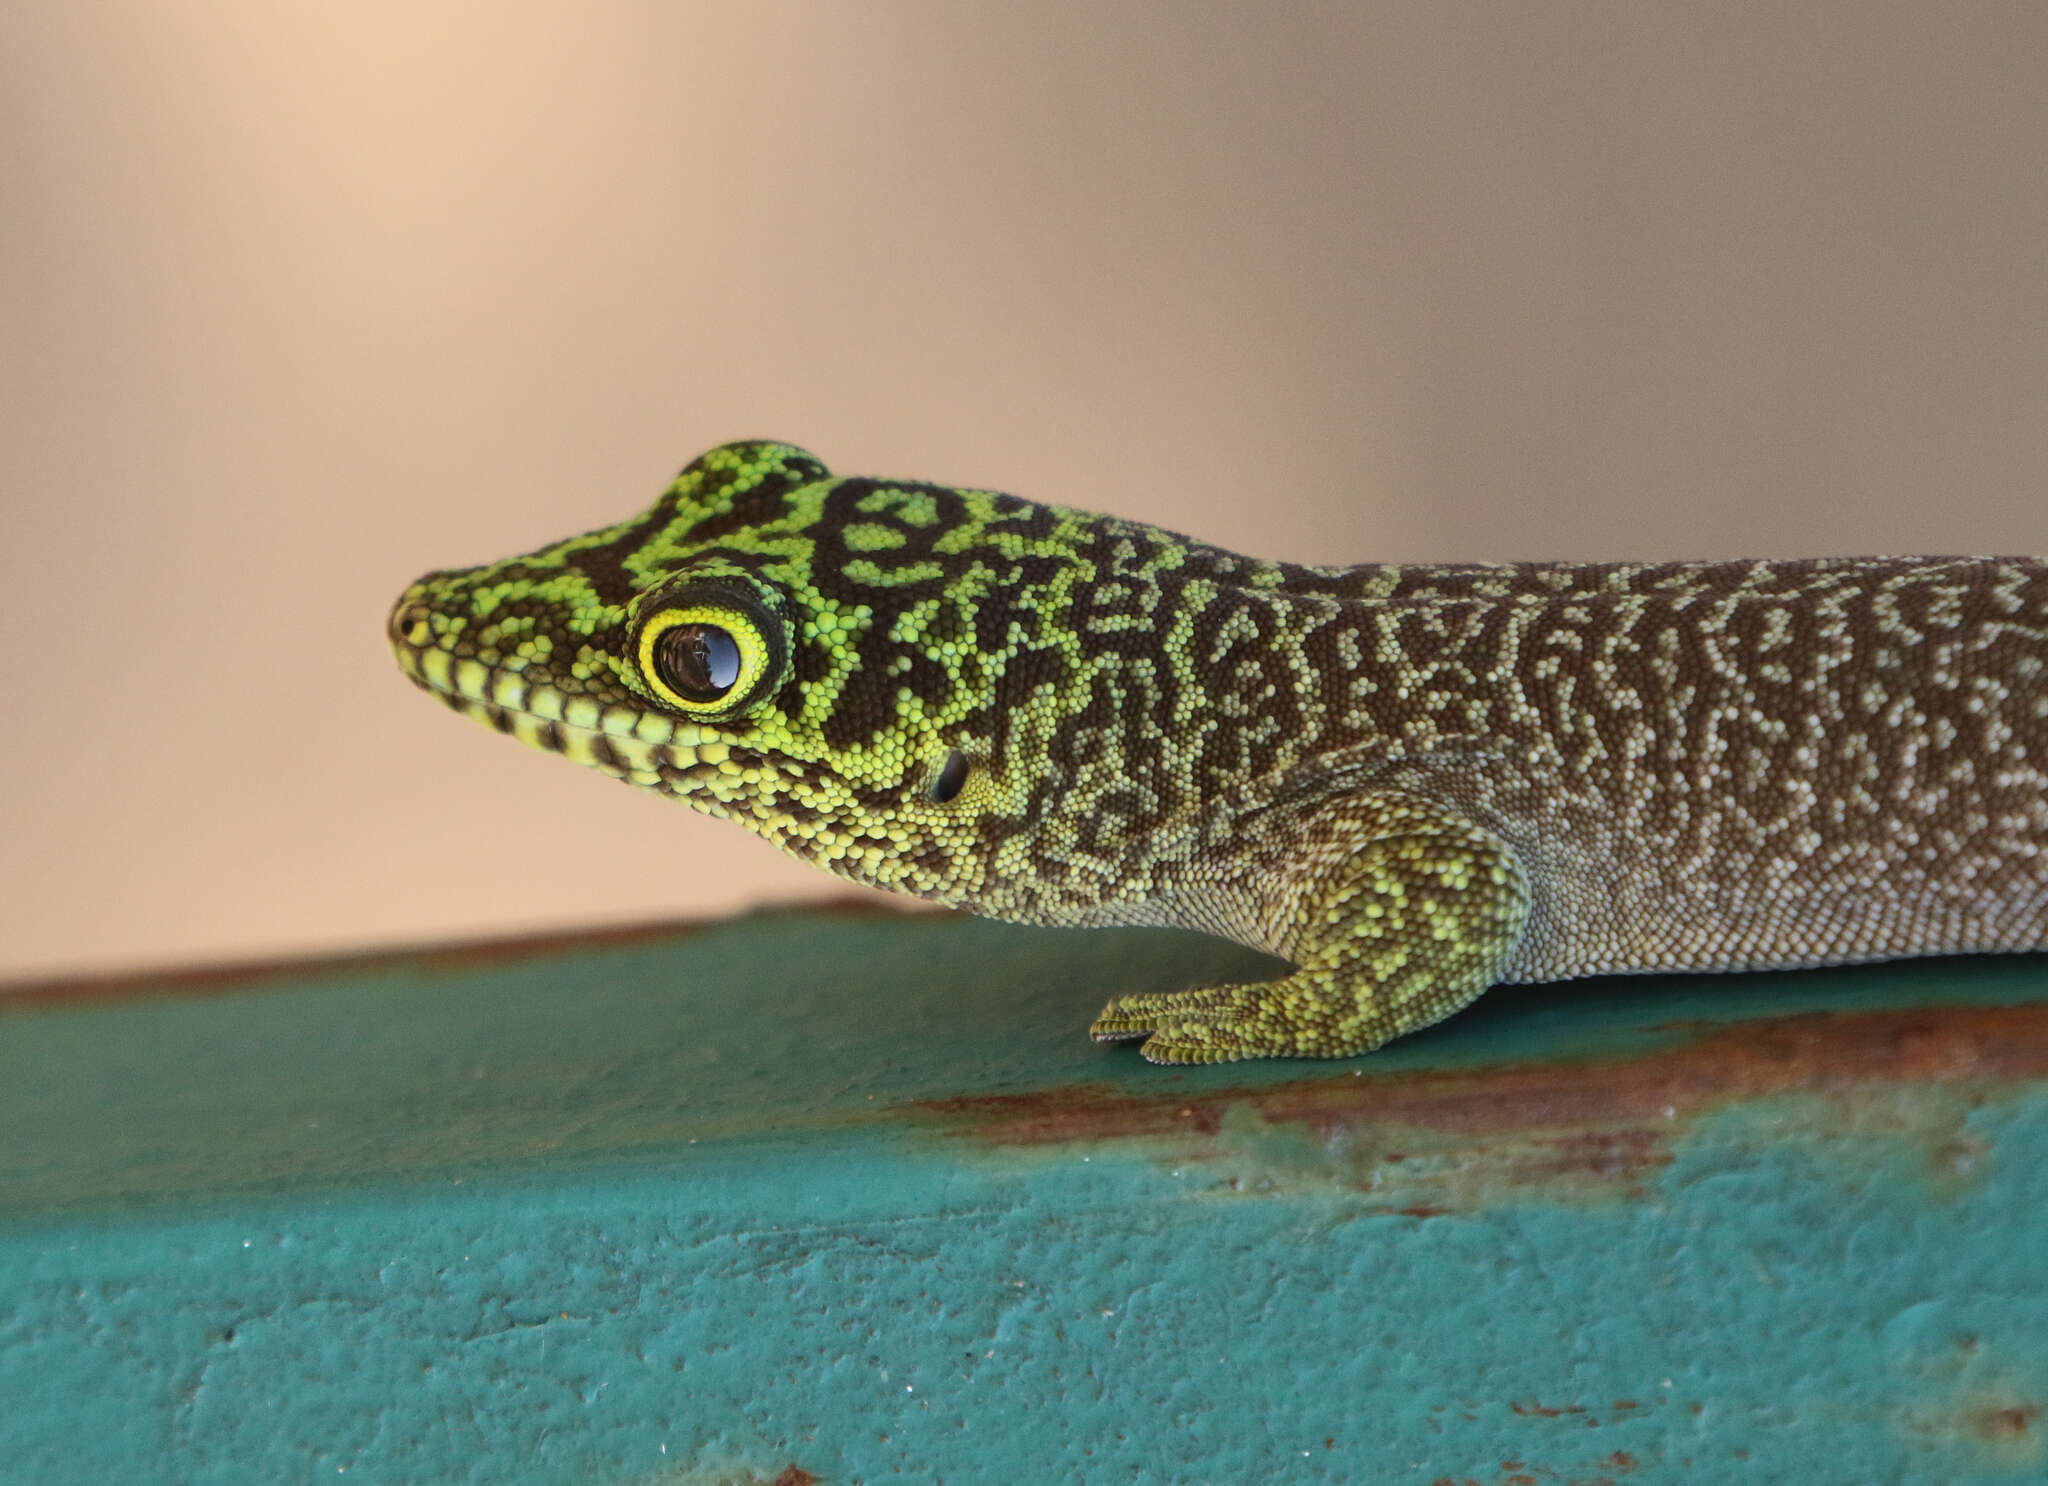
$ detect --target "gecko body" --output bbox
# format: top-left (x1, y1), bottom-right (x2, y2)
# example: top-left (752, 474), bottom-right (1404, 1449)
top-left (390, 442), bottom-right (2048, 1062)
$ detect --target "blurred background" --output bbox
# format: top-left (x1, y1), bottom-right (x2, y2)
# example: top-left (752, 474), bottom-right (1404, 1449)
top-left (3, 3), bottom-right (2045, 982)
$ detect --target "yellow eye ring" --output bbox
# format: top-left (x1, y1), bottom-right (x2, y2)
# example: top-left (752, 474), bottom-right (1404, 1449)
top-left (634, 583), bottom-right (785, 718)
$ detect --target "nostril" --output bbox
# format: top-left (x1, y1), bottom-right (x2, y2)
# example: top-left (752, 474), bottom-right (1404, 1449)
top-left (390, 601), bottom-right (433, 646)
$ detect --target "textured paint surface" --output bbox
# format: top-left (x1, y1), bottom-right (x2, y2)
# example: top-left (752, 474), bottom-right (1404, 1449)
top-left (391, 443), bottom-right (2048, 1063)
top-left (3, 912), bottom-right (2047, 1484)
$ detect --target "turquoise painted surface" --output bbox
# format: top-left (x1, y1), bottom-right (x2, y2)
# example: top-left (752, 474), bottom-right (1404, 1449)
top-left (3, 910), bottom-right (2046, 1484)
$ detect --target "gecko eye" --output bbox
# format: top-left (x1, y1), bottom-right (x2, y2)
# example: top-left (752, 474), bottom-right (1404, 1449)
top-left (633, 578), bottom-right (787, 719)
top-left (927, 748), bottom-right (971, 803)
top-left (653, 623), bottom-right (741, 702)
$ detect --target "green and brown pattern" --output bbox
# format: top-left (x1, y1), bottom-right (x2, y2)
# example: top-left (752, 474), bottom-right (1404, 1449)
top-left (390, 441), bottom-right (2048, 1062)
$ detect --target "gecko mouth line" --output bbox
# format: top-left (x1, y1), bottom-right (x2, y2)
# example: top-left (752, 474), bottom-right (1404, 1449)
top-left (395, 644), bottom-right (751, 783)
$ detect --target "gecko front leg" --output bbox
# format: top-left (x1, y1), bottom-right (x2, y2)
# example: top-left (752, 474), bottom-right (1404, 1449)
top-left (1090, 790), bottom-right (1530, 1064)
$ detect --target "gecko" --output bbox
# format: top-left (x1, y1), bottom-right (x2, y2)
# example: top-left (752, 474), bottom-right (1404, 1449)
top-left (388, 441), bottom-right (2048, 1063)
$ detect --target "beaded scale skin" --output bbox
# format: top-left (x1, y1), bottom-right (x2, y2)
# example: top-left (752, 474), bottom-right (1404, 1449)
top-left (390, 441), bottom-right (2048, 1064)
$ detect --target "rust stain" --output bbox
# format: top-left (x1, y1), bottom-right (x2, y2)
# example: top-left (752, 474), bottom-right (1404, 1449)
top-left (1510, 1401), bottom-right (1588, 1419)
top-left (1904, 1395), bottom-right (2044, 1467)
top-left (767, 1468), bottom-right (820, 1486)
top-left (0, 900), bottom-right (919, 1010)
top-left (908, 1002), bottom-right (2048, 1207)
top-left (1974, 1404), bottom-right (2040, 1439)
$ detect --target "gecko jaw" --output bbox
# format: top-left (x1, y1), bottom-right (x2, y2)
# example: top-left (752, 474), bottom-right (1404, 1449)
top-left (391, 634), bottom-right (744, 794)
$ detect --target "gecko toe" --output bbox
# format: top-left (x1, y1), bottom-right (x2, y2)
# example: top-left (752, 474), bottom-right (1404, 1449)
top-left (1087, 1016), bottom-right (1153, 1043)
top-left (1135, 999), bottom-right (1269, 1064)
top-left (1089, 985), bottom-right (1240, 1043)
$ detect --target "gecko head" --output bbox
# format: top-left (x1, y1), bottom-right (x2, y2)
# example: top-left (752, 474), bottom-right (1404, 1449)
top-left (389, 440), bottom-right (1125, 908)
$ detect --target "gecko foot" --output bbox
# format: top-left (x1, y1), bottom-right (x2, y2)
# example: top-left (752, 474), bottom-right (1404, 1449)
top-left (1090, 982), bottom-right (1332, 1065)
top-left (1090, 957), bottom-right (1497, 1063)
top-left (1091, 791), bottom-right (1527, 1062)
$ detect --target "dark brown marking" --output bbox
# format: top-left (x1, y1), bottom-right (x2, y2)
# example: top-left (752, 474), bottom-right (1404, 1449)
top-left (563, 501), bottom-right (679, 606)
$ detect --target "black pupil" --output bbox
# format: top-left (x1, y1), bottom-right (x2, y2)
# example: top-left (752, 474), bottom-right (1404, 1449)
top-left (929, 748), bottom-right (970, 803)
top-left (658, 623), bottom-right (741, 702)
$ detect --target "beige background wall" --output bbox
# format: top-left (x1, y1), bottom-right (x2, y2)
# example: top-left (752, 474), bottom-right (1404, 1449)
top-left (4, 3), bottom-right (2046, 981)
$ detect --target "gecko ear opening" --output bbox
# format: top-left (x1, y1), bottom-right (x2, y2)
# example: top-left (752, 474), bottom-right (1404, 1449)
top-left (927, 749), bottom-right (972, 803)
